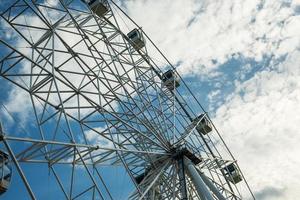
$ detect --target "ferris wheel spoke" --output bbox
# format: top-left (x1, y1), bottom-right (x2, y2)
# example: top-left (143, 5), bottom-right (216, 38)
top-left (168, 163), bottom-right (180, 199)
top-left (158, 166), bottom-right (177, 199)
top-left (2, 135), bottom-right (168, 165)
top-left (35, 86), bottom-right (167, 153)
top-left (137, 162), bottom-right (170, 200)
top-left (128, 159), bottom-right (171, 200)
top-left (158, 170), bottom-right (181, 199)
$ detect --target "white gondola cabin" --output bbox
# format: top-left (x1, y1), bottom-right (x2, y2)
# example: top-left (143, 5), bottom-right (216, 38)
top-left (223, 163), bottom-right (242, 184)
top-left (88, 0), bottom-right (109, 17)
top-left (162, 70), bottom-right (180, 90)
top-left (193, 114), bottom-right (212, 135)
top-left (0, 151), bottom-right (12, 195)
top-left (127, 28), bottom-right (145, 50)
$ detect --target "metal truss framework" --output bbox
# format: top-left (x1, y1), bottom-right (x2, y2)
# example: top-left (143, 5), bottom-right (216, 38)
top-left (0, 0), bottom-right (255, 199)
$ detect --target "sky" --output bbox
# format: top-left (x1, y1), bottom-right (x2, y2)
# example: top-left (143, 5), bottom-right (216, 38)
top-left (0, 0), bottom-right (300, 199)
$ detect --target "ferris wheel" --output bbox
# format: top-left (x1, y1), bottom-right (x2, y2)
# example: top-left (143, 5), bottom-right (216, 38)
top-left (0, 0), bottom-right (256, 199)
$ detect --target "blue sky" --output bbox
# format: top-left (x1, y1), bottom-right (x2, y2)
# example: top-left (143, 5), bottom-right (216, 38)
top-left (1, 0), bottom-right (300, 199)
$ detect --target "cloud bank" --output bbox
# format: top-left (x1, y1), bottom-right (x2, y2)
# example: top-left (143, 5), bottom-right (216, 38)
top-left (123, 0), bottom-right (300, 76)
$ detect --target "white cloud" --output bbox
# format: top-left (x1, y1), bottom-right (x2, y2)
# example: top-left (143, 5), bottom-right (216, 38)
top-left (85, 126), bottom-right (114, 148)
top-left (121, 0), bottom-right (300, 76)
top-left (3, 86), bottom-right (32, 121)
top-left (214, 51), bottom-right (300, 199)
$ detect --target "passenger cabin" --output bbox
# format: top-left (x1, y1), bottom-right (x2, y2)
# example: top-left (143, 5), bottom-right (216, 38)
top-left (162, 70), bottom-right (180, 90)
top-left (88, 0), bottom-right (109, 17)
top-left (127, 28), bottom-right (145, 51)
top-left (0, 151), bottom-right (12, 195)
top-left (223, 163), bottom-right (242, 184)
top-left (193, 114), bottom-right (212, 135)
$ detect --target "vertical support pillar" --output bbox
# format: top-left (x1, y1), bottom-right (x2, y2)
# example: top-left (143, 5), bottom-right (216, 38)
top-left (184, 157), bottom-right (214, 200)
top-left (199, 172), bottom-right (227, 200)
top-left (178, 158), bottom-right (188, 200)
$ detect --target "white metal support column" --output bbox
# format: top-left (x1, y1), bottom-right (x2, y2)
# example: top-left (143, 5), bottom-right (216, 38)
top-left (199, 172), bottom-right (227, 200)
top-left (178, 158), bottom-right (188, 200)
top-left (183, 157), bottom-right (214, 200)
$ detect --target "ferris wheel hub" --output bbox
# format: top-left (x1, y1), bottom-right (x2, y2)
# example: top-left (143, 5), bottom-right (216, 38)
top-left (171, 147), bottom-right (202, 165)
